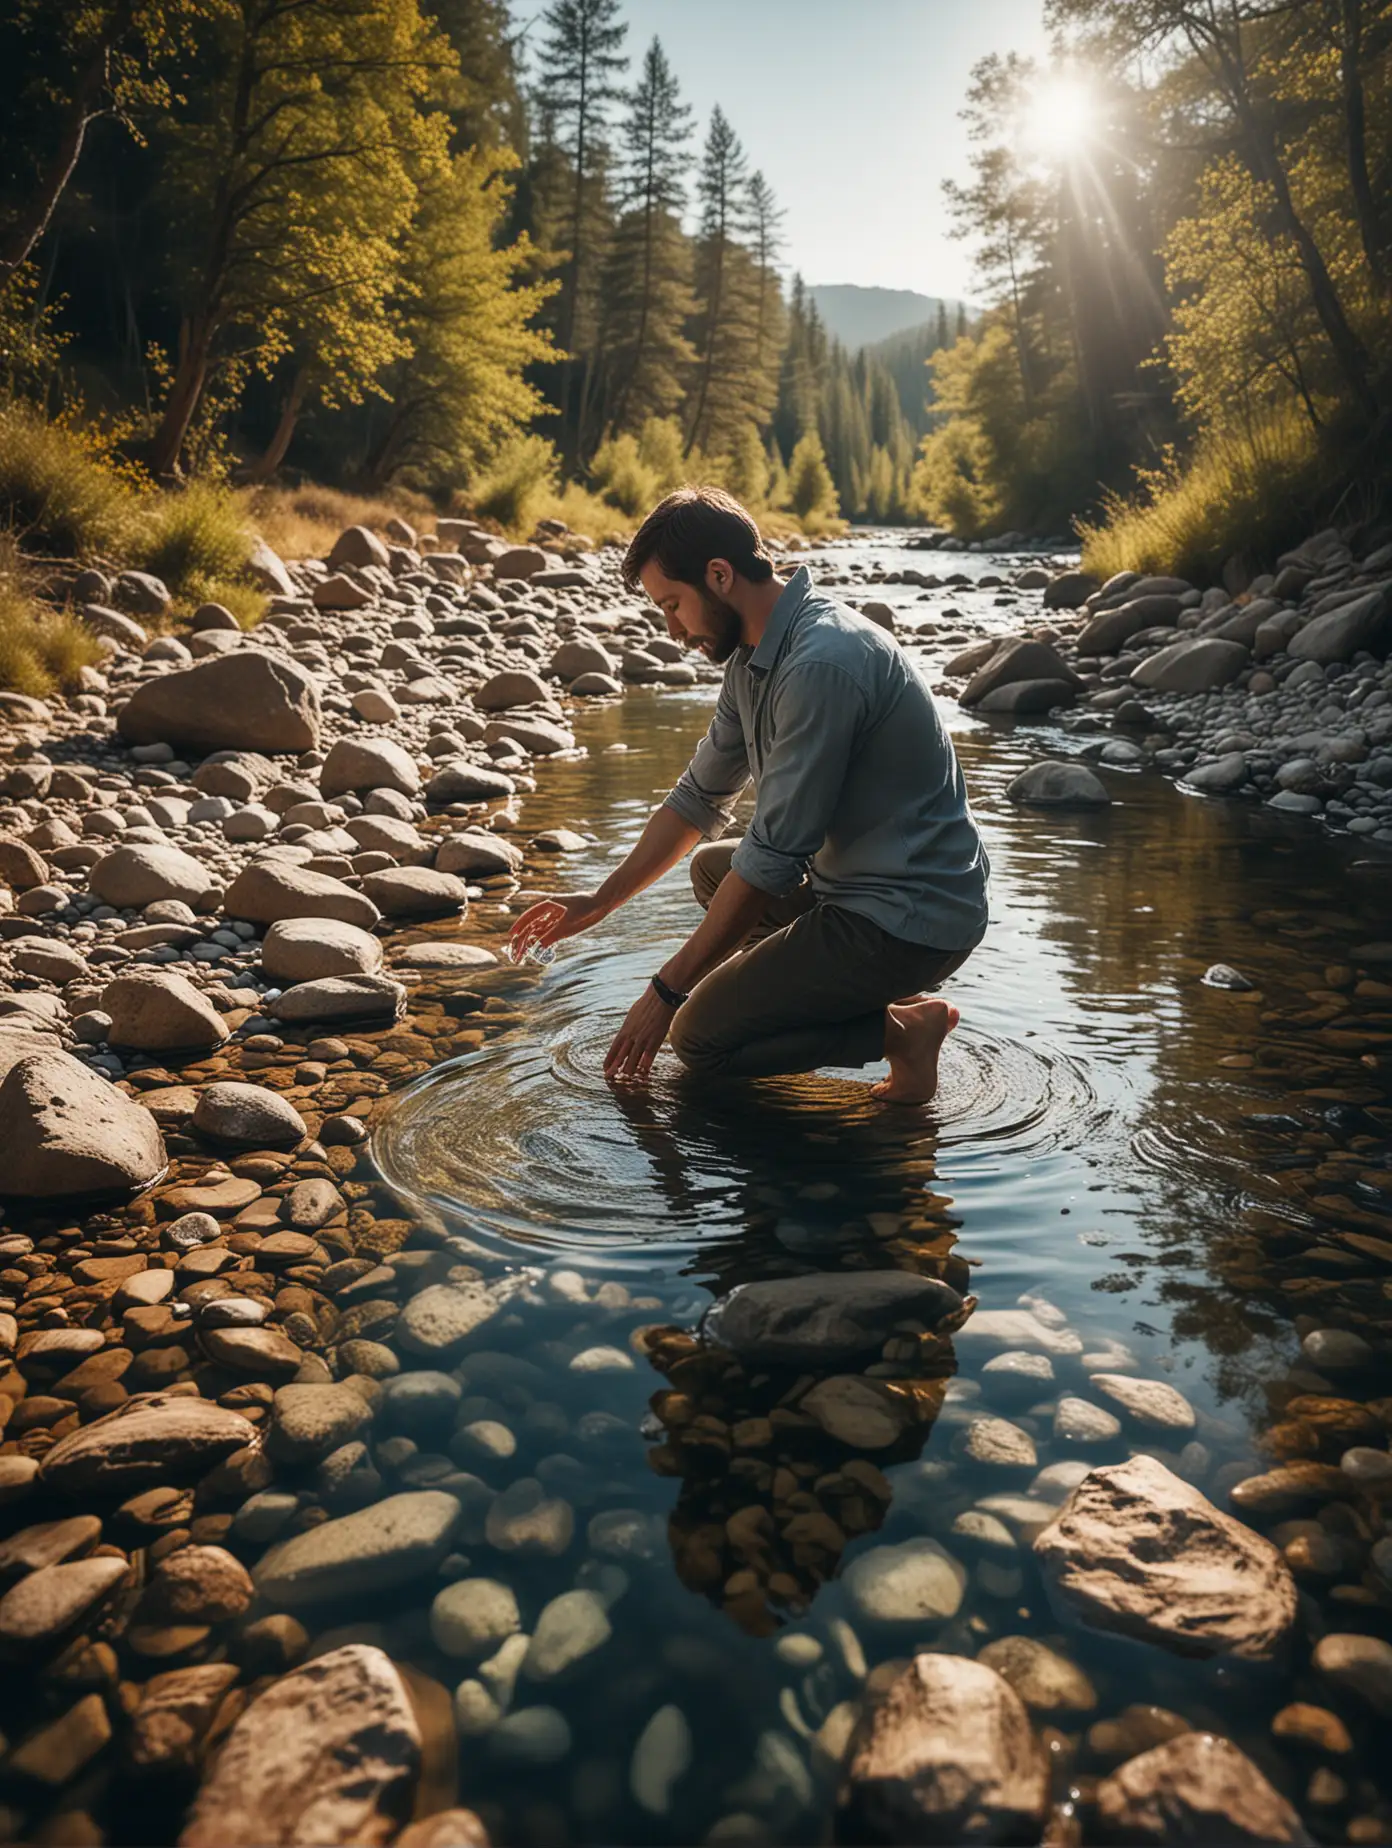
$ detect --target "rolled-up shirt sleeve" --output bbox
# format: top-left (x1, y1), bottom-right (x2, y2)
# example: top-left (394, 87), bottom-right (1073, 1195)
top-left (663, 675), bottom-right (751, 838)
top-left (730, 661), bottom-right (867, 896)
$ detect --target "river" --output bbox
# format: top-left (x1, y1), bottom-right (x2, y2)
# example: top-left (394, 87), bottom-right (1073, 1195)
top-left (365, 531), bottom-right (1391, 1844)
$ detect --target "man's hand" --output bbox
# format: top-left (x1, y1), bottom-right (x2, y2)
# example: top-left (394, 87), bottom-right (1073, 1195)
top-left (507, 892), bottom-right (609, 961)
top-left (605, 984), bottom-right (677, 1084)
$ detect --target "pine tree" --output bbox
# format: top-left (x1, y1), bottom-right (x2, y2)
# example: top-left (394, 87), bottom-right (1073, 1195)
top-left (598, 38), bottom-right (694, 435)
top-left (685, 107), bottom-right (774, 457)
top-left (747, 170), bottom-right (787, 400)
top-left (530, 0), bottom-right (627, 467)
top-left (935, 300), bottom-right (949, 348)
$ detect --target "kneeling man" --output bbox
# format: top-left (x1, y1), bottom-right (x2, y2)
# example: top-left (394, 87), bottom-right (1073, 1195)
top-left (509, 487), bottom-right (990, 1102)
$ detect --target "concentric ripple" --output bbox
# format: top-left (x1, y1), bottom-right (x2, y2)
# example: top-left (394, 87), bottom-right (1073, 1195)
top-left (372, 1010), bottom-right (1113, 1271)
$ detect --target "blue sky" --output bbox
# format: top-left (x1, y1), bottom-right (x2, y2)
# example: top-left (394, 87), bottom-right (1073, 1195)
top-left (514, 0), bottom-right (1051, 302)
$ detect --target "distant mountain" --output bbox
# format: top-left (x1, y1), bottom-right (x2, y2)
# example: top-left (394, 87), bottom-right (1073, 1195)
top-left (808, 284), bottom-right (960, 352)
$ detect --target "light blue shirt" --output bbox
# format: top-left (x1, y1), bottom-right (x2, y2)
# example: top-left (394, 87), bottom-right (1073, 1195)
top-left (664, 567), bottom-right (991, 951)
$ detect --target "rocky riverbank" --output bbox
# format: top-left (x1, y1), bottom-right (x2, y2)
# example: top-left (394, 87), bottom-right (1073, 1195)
top-left (0, 518), bottom-right (1388, 1846)
top-left (930, 526), bottom-right (1392, 842)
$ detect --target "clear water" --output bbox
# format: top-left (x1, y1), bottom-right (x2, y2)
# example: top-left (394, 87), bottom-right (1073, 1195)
top-left (363, 533), bottom-right (1392, 1844)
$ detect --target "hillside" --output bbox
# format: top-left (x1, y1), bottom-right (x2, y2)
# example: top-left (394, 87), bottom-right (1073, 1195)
top-left (864, 320), bottom-right (945, 436)
top-left (809, 283), bottom-right (958, 351)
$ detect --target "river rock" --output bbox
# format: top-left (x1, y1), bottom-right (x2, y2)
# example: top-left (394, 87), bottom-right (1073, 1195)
top-left (842, 1537), bottom-right (967, 1627)
top-left (977, 1635), bottom-right (1096, 1716)
top-left (475, 669), bottom-right (550, 710)
top-left (1033, 1455), bottom-right (1297, 1660)
top-left (1089, 1373), bottom-right (1196, 1433)
top-left (955, 1309), bottom-right (1084, 1357)
top-left (1312, 1633), bottom-right (1392, 1717)
top-left (802, 1376), bottom-right (909, 1447)
top-left (40, 1394), bottom-right (254, 1495)
top-left (392, 943), bottom-right (497, 971)
top-left (491, 548), bottom-right (549, 582)
top-left (268, 1383), bottom-right (373, 1464)
top-left (426, 760), bottom-right (516, 803)
top-left (147, 1544), bottom-right (254, 1622)
top-left (430, 1578), bottom-right (521, 1661)
top-left (961, 639), bottom-right (1081, 707)
top-left (320, 737), bottom-right (420, 799)
top-left (1076, 593), bottom-right (1184, 655)
top-left (269, 974), bottom-right (405, 1023)
top-left (119, 650), bottom-right (322, 754)
top-left (0, 1556), bottom-right (130, 1659)
top-left (327, 525), bottom-right (390, 571)
top-left (255, 1492), bottom-right (461, 1608)
top-left (630, 1705), bottom-right (692, 1817)
top-left (1094, 1732), bottom-right (1312, 1843)
top-left (178, 1644), bottom-right (420, 1847)
top-left (550, 639), bottom-right (614, 680)
top-left (523, 1589), bottom-right (612, 1680)
top-left (397, 1281), bottom-right (517, 1358)
top-left (1005, 761), bottom-right (1111, 807)
top-left (0, 836), bottom-right (51, 889)
top-left (193, 1083), bottom-right (305, 1147)
top-left (974, 678), bottom-right (1079, 714)
top-left (1288, 586), bottom-right (1392, 665)
top-left (223, 861), bottom-right (380, 930)
top-left (90, 843), bottom-right (219, 910)
top-left (837, 1652), bottom-right (1047, 1844)
top-left (101, 968), bottom-right (229, 1051)
top-left (360, 867), bottom-right (470, 918)
top-left (260, 917), bottom-right (383, 982)
top-left (1182, 753), bottom-right (1250, 795)
top-left (700, 1271), bottom-right (965, 1367)
top-left (0, 1050), bottom-right (166, 1197)
top-left (1130, 636), bottom-right (1248, 694)
top-left (434, 830), bottom-right (523, 876)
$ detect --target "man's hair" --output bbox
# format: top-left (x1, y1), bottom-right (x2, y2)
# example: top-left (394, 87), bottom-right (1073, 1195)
top-left (622, 485), bottom-right (774, 593)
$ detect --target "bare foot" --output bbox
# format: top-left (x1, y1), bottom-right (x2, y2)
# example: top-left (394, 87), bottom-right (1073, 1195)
top-left (871, 997), bottom-right (960, 1103)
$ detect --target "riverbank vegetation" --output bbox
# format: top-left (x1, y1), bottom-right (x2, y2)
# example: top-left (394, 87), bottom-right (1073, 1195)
top-left (921, 0), bottom-right (1392, 573)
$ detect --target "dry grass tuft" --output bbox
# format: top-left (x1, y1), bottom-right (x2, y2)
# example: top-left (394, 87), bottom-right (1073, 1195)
top-left (245, 482), bottom-right (434, 561)
top-left (0, 537), bottom-right (106, 698)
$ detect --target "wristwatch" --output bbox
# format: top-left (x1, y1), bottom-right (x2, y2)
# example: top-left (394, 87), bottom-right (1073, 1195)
top-left (650, 973), bottom-right (690, 1008)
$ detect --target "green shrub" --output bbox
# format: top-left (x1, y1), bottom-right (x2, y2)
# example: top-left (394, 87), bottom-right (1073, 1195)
top-left (468, 434), bottom-right (559, 533)
top-left (137, 480), bottom-right (252, 599)
top-left (1078, 408), bottom-right (1325, 583)
top-left (637, 417), bottom-right (687, 494)
top-left (0, 402), bottom-right (139, 557)
top-left (590, 433), bottom-right (659, 516)
top-left (787, 431), bottom-right (838, 522)
top-left (0, 543), bottom-right (105, 697)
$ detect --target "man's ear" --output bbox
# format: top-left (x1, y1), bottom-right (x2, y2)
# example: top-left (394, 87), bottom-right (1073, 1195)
top-left (705, 556), bottom-right (734, 597)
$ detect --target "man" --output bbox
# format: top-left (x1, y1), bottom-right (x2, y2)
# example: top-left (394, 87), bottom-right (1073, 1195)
top-left (508, 486), bottom-right (990, 1103)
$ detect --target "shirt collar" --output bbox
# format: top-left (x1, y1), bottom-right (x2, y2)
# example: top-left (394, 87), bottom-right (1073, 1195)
top-left (748, 566), bottom-right (813, 672)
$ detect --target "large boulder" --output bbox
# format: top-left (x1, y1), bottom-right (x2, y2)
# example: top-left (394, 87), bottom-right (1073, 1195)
top-left (319, 737), bottom-right (420, 799)
top-left (1075, 594), bottom-right (1184, 656)
top-left (90, 844), bottom-right (218, 910)
top-left (268, 974), bottom-right (404, 1023)
top-left (492, 545), bottom-right (549, 580)
top-left (1288, 585), bottom-right (1392, 665)
top-left (836, 1653), bottom-right (1048, 1844)
top-left (247, 540), bottom-right (295, 597)
top-left (40, 1393), bottom-right (254, 1496)
top-left (1043, 570), bottom-right (1096, 610)
top-left (223, 861), bottom-right (380, 930)
top-left (178, 1645), bottom-right (421, 1848)
top-left (474, 670), bottom-right (551, 712)
top-left (434, 830), bottom-right (523, 877)
top-left (326, 525), bottom-right (390, 572)
top-left (1093, 1733), bottom-right (1312, 1844)
top-left (260, 918), bottom-right (383, 983)
top-left (254, 1493), bottom-right (461, 1608)
top-left (1006, 761), bottom-right (1111, 807)
top-left (961, 640), bottom-right (1081, 708)
top-left (117, 651), bottom-right (321, 755)
top-left (1033, 1455), bottom-right (1297, 1660)
top-left (974, 679), bottom-right (1078, 715)
top-left (700, 1271), bottom-right (967, 1368)
top-left (1129, 637), bottom-right (1247, 694)
top-left (549, 638), bottom-right (614, 680)
top-left (101, 969), bottom-right (229, 1051)
top-left (193, 1083), bottom-right (306, 1147)
top-left (0, 1051), bottom-right (166, 1197)
top-left (359, 867), bottom-right (469, 919)
top-left (483, 715), bottom-right (575, 755)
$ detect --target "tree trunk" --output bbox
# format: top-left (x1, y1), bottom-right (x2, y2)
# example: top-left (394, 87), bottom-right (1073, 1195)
top-left (364, 405), bottom-right (410, 488)
top-left (0, 23), bottom-right (120, 285)
top-left (147, 319), bottom-right (215, 477)
top-left (246, 364), bottom-right (308, 482)
top-left (1335, 0), bottom-right (1389, 291)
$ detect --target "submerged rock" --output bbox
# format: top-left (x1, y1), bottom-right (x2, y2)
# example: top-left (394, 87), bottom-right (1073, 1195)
top-left (842, 1537), bottom-right (967, 1628)
top-left (179, 1644), bottom-right (420, 1847)
top-left (700, 1270), bottom-right (967, 1367)
top-left (1093, 1732), bottom-right (1311, 1843)
top-left (1005, 761), bottom-right (1111, 808)
top-left (254, 1491), bottom-right (461, 1608)
top-left (836, 1652), bottom-right (1047, 1844)
top-left (1033, 1455), bottom-right (1296, 1660)
top-left (40, 1394), bottom-right (254, 1495)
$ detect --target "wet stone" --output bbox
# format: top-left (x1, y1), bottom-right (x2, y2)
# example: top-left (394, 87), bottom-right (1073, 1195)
top-left (484, 1478), bottom-right (574, 1556)
top-left (430, 1578), bottom-right (521, 1661)
top-left (976, 1635), bottom-right (1097, 1716)
top-left (959, 1414), bottom-right (1037, 1468)
top-left (1094, 1732), bottom-right (1312, 1844)
top-left (0, 1556), bottom-right (129, 1658)
top-left (1089, 1372), bottom-right (1196, 1433)
top-left (841, 1537), bottom-right (967, 1628)
top-left (255, 1491), bottom-right (461, 1608)
top-left (523, 1589), bottom-right (612, 1681)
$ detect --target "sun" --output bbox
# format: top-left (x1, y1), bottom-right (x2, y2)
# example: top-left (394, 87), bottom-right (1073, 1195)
top-left (1019, 74), bottom-right (1099, 162)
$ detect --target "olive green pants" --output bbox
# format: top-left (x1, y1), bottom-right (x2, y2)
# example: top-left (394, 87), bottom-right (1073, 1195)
top-left (667, 840), bottom-right (973, 1080)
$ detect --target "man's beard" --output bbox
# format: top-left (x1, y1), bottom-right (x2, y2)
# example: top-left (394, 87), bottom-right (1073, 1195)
top-left (697, 590), bottom-right (743, 663)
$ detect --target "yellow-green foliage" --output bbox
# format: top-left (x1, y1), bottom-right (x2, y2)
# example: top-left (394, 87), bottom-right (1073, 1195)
top-left (787, 431), bottom-right (838, 522)
top-left (589, 433), bottom-right (658, 517)
top-left (137, 481), bottom-right (252, 600)
top-left (468, 433), bottom-right (560, 533)
top-left (0, 402), bottom-right (141, 557)
top-left (0, 542), bottom-right (105, 698)
top-left (246, 481), bottom-right (432, 561)
top-left (637, 418), bottom-right (688, 495)
top-left (1077, 409), bottom-right (1323, 583)
top-left (530, 482), bottom-right (630, 547)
